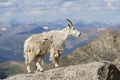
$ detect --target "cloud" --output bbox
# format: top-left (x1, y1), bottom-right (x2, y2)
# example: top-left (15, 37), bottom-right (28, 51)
top-left (62, 1), bottom-right (73, 7)
top-left (89, 6), bottom-right (102, 11)
top-left (0, 0), bottom-right (17, 7)
top-left (0, 1), bottom-right (12, 7)
top-left (60, 1), bottom-right (81, 14)
top-left (104, 0), bottom-right (117, 10)
top-left (5, 11), bottom-right (14, 16)
top-left (0, 0), bottom-right (120, 23)
top-left (29, 10), bottom-right (43, 15)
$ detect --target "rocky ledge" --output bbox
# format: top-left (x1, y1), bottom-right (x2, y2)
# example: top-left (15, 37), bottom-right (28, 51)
top-left (5, 61), bottom-right (120, 80)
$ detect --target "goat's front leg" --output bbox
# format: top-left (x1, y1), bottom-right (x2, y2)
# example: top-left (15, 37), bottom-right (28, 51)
top-left (49, 48), bottom-right (61, 67)
top-left (53, 53), bottom-right (61, 68)
top-left (34, 56), bottom-right (44, 72)
top-left (53, 57), bottom-right (59, 68)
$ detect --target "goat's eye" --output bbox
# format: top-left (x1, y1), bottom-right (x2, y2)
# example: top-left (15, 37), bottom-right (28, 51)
top-left (73, 28), bottom-right (75, 30)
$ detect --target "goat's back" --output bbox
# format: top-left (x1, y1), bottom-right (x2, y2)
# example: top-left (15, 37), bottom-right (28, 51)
top-left (24, 33), bottom-right (53, 56)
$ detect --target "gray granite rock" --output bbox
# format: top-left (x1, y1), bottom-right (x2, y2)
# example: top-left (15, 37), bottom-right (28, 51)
top-left (5, 61), bottom-right (120, 80)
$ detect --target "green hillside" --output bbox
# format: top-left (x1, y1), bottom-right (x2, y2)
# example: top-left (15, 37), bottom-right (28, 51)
top-left (0, 61), bottom-right (26, 79)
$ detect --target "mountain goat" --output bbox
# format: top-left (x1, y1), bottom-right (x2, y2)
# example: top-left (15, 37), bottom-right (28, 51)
top-left (24, 19), bottom-right (81, 73)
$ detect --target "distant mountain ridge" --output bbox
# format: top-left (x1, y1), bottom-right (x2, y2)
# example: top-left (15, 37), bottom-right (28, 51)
top-left (17, 27), bottom-right (46, 34)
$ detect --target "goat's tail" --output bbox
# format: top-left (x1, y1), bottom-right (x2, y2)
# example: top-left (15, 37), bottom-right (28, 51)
top-left (23, 43), bottom-right (28, 64)
top-left (24, 46), bottom-right (30, 65)
top-left (23, 41), bottom-right (27, 59)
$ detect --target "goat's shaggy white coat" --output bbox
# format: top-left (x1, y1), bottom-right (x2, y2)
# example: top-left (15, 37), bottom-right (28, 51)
top-left (24, 19), bottom-right (81, 73)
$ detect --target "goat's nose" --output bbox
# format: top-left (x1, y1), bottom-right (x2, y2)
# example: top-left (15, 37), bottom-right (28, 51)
top-left (78, 32), bottom-right (81, 37)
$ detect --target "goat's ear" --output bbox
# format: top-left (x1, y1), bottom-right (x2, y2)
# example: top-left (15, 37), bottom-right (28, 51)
top-left (68, 24), bottom-right (72, 29)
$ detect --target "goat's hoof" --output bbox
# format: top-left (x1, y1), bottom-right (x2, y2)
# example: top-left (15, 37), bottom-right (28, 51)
top-left (35, 69), bottom-right (44, 72)
top-left (37, 68), bottom-right (44, 72)
top-left (55, 65), bottom-right (59, 68)
top-left (40, 69), bottom-right (44, 72)
top-left (27, 71), bottom-right (33, 74)
top-left (34, 69), bottom-right (39, 73)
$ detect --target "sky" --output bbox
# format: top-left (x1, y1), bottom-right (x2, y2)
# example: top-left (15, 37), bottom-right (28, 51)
top-left (0, 0), bottom-right (120, 24)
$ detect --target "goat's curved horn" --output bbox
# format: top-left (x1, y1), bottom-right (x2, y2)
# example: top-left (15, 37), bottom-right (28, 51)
top-left (66, 19), bottom-right (73, 26)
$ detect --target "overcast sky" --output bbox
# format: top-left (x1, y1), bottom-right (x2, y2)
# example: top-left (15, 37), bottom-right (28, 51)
top-left (0, 0), bottom-right (120, 24)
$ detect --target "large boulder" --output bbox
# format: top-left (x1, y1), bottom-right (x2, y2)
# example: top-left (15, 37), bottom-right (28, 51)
top-left (5, 61), bottom-right (120, 80)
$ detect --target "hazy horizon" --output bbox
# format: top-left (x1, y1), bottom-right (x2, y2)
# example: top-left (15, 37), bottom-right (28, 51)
top-left (0, 0), bottom-right (120, 24)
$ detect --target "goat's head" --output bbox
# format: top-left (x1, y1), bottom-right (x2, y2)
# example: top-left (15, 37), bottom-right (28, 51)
top-left (66, 19), bottom-right (81, 37)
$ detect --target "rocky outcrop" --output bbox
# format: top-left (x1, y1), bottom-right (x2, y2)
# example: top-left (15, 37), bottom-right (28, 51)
top-left (5, 62), bottom-right (120, 80)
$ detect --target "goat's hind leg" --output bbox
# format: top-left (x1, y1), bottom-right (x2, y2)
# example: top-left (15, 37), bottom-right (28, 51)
top-left (25, 60), bottom-right (32, 73)
top-left (25, 53), bottom-right (34, 73)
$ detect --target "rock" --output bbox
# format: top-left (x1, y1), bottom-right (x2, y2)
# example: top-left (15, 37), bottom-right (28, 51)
top-left (5, 61), bottom-right (120, 80)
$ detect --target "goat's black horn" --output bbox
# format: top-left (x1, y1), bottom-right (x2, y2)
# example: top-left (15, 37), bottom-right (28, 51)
top-left (66, 19), bottom-right (73, 26)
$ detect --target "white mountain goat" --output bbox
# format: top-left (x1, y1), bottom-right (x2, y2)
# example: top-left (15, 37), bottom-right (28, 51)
top-left (24, 19), bottom-right (81, 73)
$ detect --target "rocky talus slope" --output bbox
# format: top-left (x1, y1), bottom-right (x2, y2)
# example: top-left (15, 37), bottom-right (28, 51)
top-left (5, 62), bottom-right (120, 80)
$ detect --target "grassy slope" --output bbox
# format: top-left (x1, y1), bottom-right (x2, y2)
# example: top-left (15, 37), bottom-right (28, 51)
top-left (0, 61), bottom-right (26, 79)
